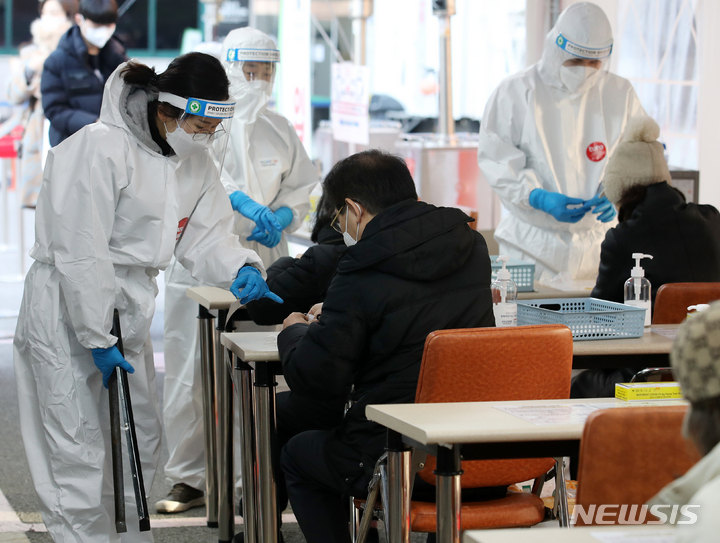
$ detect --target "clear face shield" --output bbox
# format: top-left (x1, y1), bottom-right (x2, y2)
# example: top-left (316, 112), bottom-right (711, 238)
top-left (225, 46), bottom-right (280, 97)
top-left (555, 33), bottom-right (613, 93)
top-left (158, 91), bottom-right (235, 171)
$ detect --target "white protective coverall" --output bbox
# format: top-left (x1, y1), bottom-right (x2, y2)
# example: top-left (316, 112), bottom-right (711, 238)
top-left (478, 2), bottom-right (646, 280)
top-left (162, 27), bottom-right (316, 491)
top-left (13, 63), bottom-right (263, 543)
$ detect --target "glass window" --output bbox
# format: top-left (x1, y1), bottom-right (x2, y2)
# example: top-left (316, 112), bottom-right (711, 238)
top-left (157, 0), bottom-right (197, 50)
top-left (0, 1), bottom-right (6, 48)
top-left (12, 0), bottom-right (38, 47)
top-left (116, 0), bottom-right (149, 50)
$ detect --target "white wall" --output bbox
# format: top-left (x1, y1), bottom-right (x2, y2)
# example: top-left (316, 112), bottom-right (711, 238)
top-left (698, 0), bottom-right (720, 208)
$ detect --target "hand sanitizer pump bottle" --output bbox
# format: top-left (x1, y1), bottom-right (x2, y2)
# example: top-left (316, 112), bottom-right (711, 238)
top-left (624, 253), bottom-right (653, 327)
top-left (491, 256), bottom-right (518, 327)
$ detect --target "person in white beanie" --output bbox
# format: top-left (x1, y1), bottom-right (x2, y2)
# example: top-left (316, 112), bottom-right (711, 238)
top-left (478, 2), bottom-right (647, 281)
top-left (571, 116), bottom-right (720, 400)
top-left (157, 26), bottom-right (317, 514)
top-left (648, 301), bottom-right (720, 542)
top-left (591, 115), bottom-right (720, 307)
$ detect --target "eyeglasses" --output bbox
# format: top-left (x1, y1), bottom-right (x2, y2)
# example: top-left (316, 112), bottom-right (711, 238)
top-left (330, 205), bottom-right (345, 234)
top-left (192, 122), bottom-right (226, 141)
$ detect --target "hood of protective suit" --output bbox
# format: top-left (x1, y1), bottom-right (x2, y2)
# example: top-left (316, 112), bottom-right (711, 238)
top-left (222, 27), bottom-right (278, 124)
top-left (538, 2), bottom-right (613, 94)
top-left (99, 62), bottom-right (163, 155)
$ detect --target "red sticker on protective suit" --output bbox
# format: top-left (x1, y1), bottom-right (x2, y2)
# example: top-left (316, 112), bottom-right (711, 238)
top-left (586, 142), bottom-right (606, 162)
top-left (176, 217), bottom-right (188, 241)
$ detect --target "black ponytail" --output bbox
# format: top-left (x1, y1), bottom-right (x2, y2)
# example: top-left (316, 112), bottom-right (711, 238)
top-left (121, 53), bottom-right (230, 120)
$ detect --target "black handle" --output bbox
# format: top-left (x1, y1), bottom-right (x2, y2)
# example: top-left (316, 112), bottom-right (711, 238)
top-left (110, 309), bottom-right (151, 532)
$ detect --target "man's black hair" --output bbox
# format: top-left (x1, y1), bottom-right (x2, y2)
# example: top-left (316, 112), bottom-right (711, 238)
top-left (79, 0), bottom-right (118, 25)
top-left (322, 149), bottom-right (418, 215)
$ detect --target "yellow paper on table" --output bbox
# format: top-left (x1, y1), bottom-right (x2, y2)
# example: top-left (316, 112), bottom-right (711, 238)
top-left (615, 382), bottom-right (683, 401)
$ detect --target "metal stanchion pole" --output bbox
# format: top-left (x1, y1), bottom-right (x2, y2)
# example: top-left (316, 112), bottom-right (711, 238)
top-left (215, 309), bottom-right (235, 542)
top-left (198, 305), bottom-right (218, 527)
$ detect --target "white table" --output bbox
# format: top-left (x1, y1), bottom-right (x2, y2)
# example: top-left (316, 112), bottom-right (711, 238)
top-left (572, 325), bottom-right (676, 370)
top-left (464, 525), bottom-right (675, 543)
top-left (221, 331), bottom-right (282, 543)
top-left (185, 286), bottom-right (237, 541)
top-left (365, 398), bottom-right (686, 543)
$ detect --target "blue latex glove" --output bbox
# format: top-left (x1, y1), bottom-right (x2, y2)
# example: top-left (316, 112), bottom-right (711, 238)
top-left (274, 207), bottom-right (294, 230)
top-left (584, 196), bottom-right (617, 223)
top-left (231, 267), bottom-right (284, 305)
top-left (247, 225), bottom-right (282, 248)
top-left (529, 188), bottom-right (590, 223)
top-left (91, 345), bottom-right (135, 389)
top-left (229, 191), bottom-right (282, 233)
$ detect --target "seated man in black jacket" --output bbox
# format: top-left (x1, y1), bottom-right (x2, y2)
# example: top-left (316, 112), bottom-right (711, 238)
top-left (246, 193), bottom-right (345, 325)
top-left (275, 150), bottom-right (495, 543)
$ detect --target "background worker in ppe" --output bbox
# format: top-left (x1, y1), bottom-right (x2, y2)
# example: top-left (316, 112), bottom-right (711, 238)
top-left (478, 2), bottom-right (647, 281)
top-left (158, 26), bottom-right (316, 513)
top-left (13, 53), bottom-right (280, 543)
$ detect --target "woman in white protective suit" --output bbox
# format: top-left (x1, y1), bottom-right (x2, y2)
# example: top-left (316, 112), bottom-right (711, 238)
top-left (478, 2), bottom-right (647, 281)
top-left (157, 27), bottom-right (317, 513)
top-left (13, 53), bottom-right (282, 543)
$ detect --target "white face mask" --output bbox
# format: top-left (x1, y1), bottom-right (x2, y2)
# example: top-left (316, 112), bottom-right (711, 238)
top-left (164, 121), bottom-right (211, 158)
top-left (560, 65), bottom-right (599, 94)
top-left (342, 203), bottom-right (361, 247)
top-left (41, 14), bottom-right (69, 27)
top-left (79, 17), bottom-right (116, 48)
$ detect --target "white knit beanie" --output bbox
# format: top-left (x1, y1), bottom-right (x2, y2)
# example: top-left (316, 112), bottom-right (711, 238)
top-left (603, 116), bottom-right (671, 205)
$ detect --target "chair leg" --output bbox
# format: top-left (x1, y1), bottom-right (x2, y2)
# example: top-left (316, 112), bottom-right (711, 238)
top-left (356, 453), bottom-right (385, 543)
top-left (532, 474), bottom-right (545, 497)
top-left (554, 457), bottom-right (570, 528)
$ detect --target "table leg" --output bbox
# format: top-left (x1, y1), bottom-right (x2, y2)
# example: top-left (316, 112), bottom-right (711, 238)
top-left (435, 445), bottom-right (462, 543)
top-left (215, 309), bottom-right (235, 542)
top-left (554, 457), bottom-right (570, 528)
top-left (197, 306), bottom-right (218, 528)
top-left (235, 357), bottom-right (258, 543)
top-left (254, 362), bottom-right (279, 543)
top-left (385, 430), bottom-right (412, 543)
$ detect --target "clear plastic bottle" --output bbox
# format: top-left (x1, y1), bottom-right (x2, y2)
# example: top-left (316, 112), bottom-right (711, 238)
top-left (491, 256), bottom-right (518, 327)
top-left (624, 253), bottom-right (653, 327)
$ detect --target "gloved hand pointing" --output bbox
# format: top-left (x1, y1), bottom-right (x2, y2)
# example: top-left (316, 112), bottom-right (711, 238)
top-left (246, 207), bottom-right (294, 248)
top-left (91, 345), bottom-right (135, 389)
top-left (584, 196), bottom-right (617, 223)
top-left (229, 191), bottom-right (282, 234)
top-left (231, 267), bottom-right (284, 305)
top-left (529, 188), bottom-right (590, 223)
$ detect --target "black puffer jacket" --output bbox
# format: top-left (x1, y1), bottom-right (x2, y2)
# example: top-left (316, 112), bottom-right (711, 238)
top-left (591, 182), bottom-right (720, 309)
top-left (41, 25), bottom-right (127, 146)
top-left (247, 225), bottom-right (345, 325)
top-left (278, 199), bottom-right (494, 487)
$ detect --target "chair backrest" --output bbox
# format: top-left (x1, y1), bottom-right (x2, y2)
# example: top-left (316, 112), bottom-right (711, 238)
top-left (575, 406), bottom-right (700, 526)
top-left (652, 282), bottom-right (720, 324)
top-left (415, 324), bottom-right (574, 488)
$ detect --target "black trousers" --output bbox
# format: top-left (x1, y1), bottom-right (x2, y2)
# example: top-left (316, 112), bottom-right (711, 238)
top-left (275, 391), bottom-right (347, 513)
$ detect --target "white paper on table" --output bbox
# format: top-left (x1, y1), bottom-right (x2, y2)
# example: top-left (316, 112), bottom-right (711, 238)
top-left (590, 530), bottom-right (676, 543)
top-left (651, 327), bottom-right (679, 340)
top-left (494, 404), bottom-right (599, 425)
top-left (587, 400), bottom-right (688, 410)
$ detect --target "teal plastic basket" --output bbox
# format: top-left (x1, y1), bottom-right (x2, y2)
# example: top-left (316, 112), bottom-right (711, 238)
top-left (490, 256), bottom-right (535, 292)
top-left (517, 298), bottom-right (646, 341)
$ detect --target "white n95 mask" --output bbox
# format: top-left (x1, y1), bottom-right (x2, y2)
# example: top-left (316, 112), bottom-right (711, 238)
top-left (560, 65), bottom-right (599, 94)
top-left (78, 17), bottom-right (116, 49)
top-left (342, 204), bottom-right (360, 247)
top-left (165, 122), bottom-right (211, 158)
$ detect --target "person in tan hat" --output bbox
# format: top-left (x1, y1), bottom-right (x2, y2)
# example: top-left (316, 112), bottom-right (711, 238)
top-left (591, 115), bottom-right (720, 307)
top-left (648, 301), bottom-right (720, 541)
top-left (572, 116), bottom-right (720, 400)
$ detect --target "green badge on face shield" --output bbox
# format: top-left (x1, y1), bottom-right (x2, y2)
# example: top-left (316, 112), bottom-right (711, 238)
top-left (557, 35), bottom-right (564, 47)
top-left (188, 100), bottom-right (202, 114)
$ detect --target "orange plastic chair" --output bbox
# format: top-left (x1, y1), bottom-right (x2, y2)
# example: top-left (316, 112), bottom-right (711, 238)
top-left (652, 282), bottom-right (720, 324)
top-left (408, 324), bottom-right (574, 532)
top-left (575, 406), bottom-right (700, 526)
